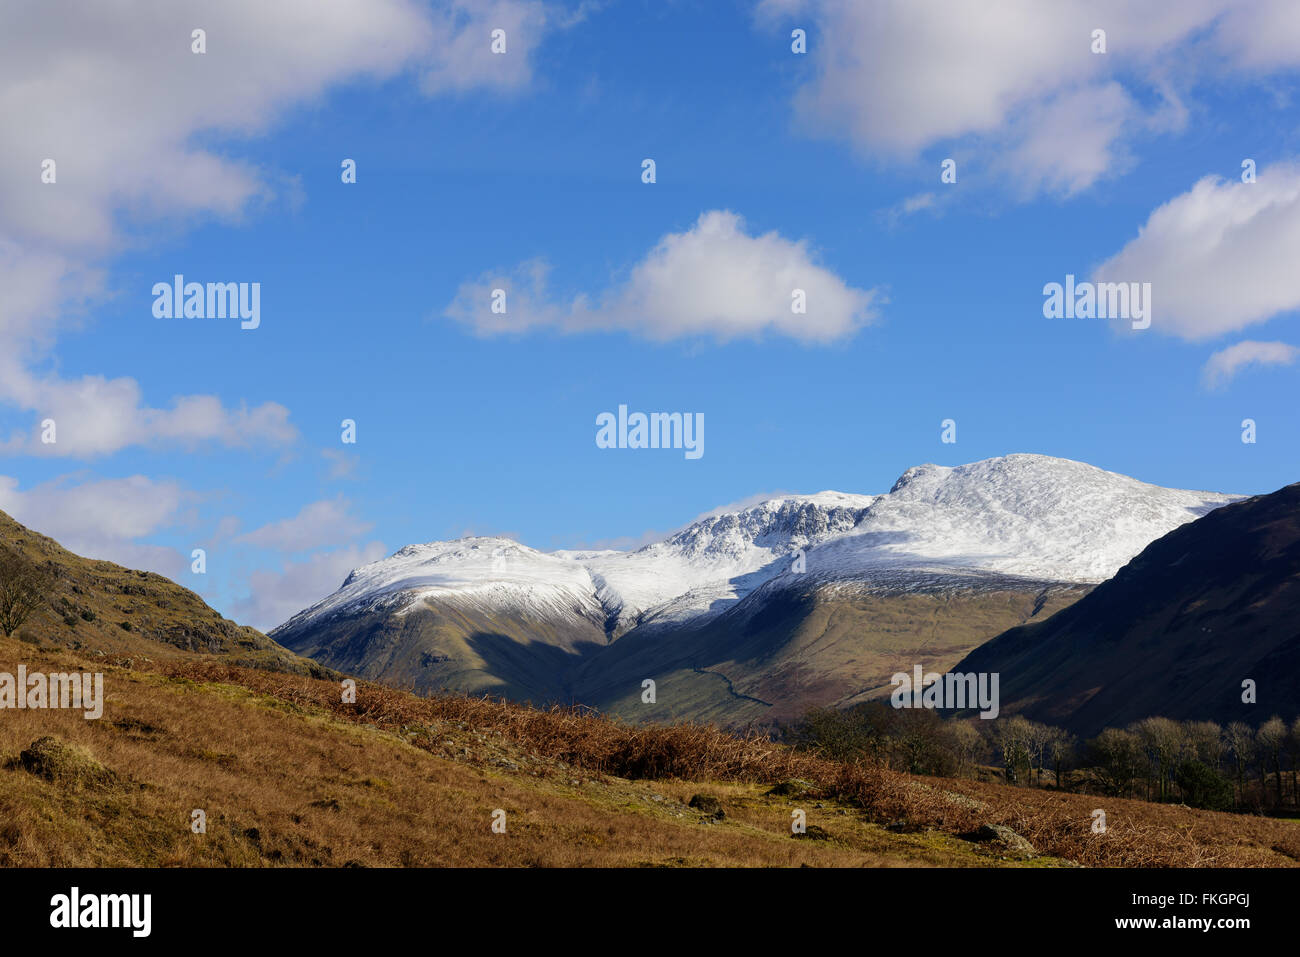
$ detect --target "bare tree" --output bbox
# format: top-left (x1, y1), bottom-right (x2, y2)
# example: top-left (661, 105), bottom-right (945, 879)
top-left (1289, 718), bottom-right (1300, 807)
top-left (1225, 721), bottom-right (1256, 805)
top-left (1088, 728), bottom-right (1143, 798)
top-left (1024, 720), bottom-right (1054, 787)
top-left (0, 548), bottom-right (53, 638)
top-left (1257, 717), bottom-right (1288, 807)
top-left (945, 720), bottom-right (983, 777)
top-left (1046, 727), bottom-right (1078, 789)
top-left (1131, 717), bottom-right (1185, 802)
top-left (1183, 720), bottom-right (1225, 769)
top-left (993, 715), bottom-right (1034, 785)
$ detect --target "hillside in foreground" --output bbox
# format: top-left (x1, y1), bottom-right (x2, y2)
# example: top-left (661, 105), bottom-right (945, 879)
top-left (2, 633), bottom-right (1297, 868)
top-left (0, 508), bottom-right (327, 676)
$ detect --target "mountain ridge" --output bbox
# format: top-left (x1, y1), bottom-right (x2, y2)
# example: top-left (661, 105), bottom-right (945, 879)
top-left (270, 454), bottom-right (1238, 718)
top-left (275, 454), bottom-right (1235, 636)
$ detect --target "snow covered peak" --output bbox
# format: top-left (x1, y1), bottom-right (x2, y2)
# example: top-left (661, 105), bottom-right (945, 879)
top-left (572, 492), bottom-right (877, 631)
top-left (656, 492), bottom-right (875, 562)
top-left (815, 454), bottom-right (1236, 585)
top-left (282, 535), bottom-right (603, 633)
top-left (272, 455), bottom-right (1238, 637)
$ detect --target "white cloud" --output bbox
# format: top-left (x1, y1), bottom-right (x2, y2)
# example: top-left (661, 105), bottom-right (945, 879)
top-left (0, 366), bottom-right (297, 457)
top-left (232, 542), bottom-right (388, 631)
top-left (1000, 83), bottom-right (1134, 198)
top-left (880, 191), bottom-right (947, 226)
top-left (1093, 163), bottom-right (1300, 340)
top-left (0, 0), bottom-right (563, 458)
top-left (1212, 0), bottom-right (1300, 71)
top-left (0, 473), bottom-right (188, 577)
top-left (0, 1), bottom-right (441, 252)
top-left (757, 0), bottom-right (1300, 197)
top-left (0, 2), bottom-right (564, 618)
top-left (321, 448), bottom-right (360, 480)
top-left (421, 0), bottom-right (559, 94)
top-left (0, 0), bottom-right (564, 251)
top-left (445, 210), bottom-right (878, 343)
top-left (0, 238), bottom-right (296, 457)
top-left (236, 497), bottom-right (372, 553)
top-left (0, 475), bottom-right (382, 628)
top-left (1202, 340), bottom-right (1300, 389)
top-left (900, 193), bottom-right (937, 215)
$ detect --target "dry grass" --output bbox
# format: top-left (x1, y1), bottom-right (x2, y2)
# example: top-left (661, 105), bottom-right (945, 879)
top-left (0, 641), bottom-right (1003, 867)
top-left (2, 641), bottom-right (1297, 867)
top-left (829, 764), bottom-right (1300, 867)
top-left (155, 658), bottom-right (1300, 867)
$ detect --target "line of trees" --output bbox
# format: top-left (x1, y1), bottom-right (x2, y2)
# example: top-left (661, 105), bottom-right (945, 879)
top-left (787, 702), bottom-right (1300, 813)
top-left (1078, 715), bottom-right (1300, 811)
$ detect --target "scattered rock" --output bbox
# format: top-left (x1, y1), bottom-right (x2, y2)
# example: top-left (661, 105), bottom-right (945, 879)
top-left (109, 717), bottom-right (166, 739)
top-left (767, 778), bottom-right (819, 798)
top-left (688, 794), bottom-right (725, 820)
top-left (793, 824), bottom-right (831, 841)
top-left (17, 736), bottom-right (118, 791)
top-left (966, 823), bottom-right (1037, 858)
top-left (885, 819), bottom-right (925, 834)
top-left (907, 781), bottom-right (990, 811)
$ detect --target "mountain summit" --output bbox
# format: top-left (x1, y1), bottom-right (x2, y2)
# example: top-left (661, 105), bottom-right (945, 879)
top-left (270, 455), bottom-right (1236, 718)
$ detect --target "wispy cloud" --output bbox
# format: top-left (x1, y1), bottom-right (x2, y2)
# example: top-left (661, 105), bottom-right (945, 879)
top-left (236, 497), bottom-right (372, 553)
top-left (0, 473), bottom-right (189, 577)
top-left (232, 542), bottom-right (389, 632)
top-left (1202, 340), bottom-right (1300, 389)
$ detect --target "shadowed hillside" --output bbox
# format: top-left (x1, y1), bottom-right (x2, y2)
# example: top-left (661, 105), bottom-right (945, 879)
top-left (575, 578), bottom-right (1086, 724)
top-left (956, 482), bottom-right (1300, 735)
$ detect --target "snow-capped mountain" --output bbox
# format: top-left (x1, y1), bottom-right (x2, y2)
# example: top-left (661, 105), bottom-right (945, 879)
top-left (570, 490), bottom-right (875, 633)
top-left (776, 454), bottom-right (1236, 588)
top-left (269, 454), bottom-right (1240, 720)
top-left (274, 537), bottom-right (609, 635)
top-left (273, 454), bottom-right (1235, 642)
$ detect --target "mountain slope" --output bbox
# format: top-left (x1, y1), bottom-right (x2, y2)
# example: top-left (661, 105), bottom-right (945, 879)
top-left (273, 455), bottom-right (1235, 719)
top-left (0, 509), bottom-right (323, 675)
top-left (954, 482), bottom-right (1300, 736)
top-left (0, 633), bottom-right (1066, 868)
top-left (11, 632), bottom-right (1295, 868)
top-left (271, 495), bottom-right (878, 702)
top-left (573, 575), bottom-right (1088, 724)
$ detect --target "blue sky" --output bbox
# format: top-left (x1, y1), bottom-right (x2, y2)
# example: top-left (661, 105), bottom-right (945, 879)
top-left (3, 0), bottom-right (1300, 628)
